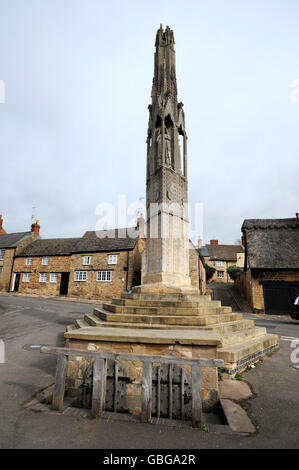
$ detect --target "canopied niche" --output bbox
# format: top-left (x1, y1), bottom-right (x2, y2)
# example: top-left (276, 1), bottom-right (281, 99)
top-left (178, 126), bottom-right (186, 176)
top-left (164, 114), bottom-right (173, 168)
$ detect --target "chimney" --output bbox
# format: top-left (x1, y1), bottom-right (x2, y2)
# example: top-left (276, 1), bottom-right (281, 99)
top-left (296, 213), bottom-right (299, 219)
top-left (136, 213), bottom-right (145, 238)
top-left (198, 238), bottom-right (202, 249)
top-left (0, 214), bottom-right (6, 235)
top-left (210, 239), bottom-right (218, 246)
top-left (31, 219), bottom-right (40, 236)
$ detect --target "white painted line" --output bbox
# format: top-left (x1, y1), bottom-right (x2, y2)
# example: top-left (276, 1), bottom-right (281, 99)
top-left (280, 336), bottom-right (299, 342)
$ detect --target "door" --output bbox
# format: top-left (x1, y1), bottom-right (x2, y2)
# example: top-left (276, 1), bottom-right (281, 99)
top-left (13, 273), bottom-right (21, 292)
top-left (263, 281), bottom-right (299, 315)
top-left (59, 272), bottom-right (70, 296)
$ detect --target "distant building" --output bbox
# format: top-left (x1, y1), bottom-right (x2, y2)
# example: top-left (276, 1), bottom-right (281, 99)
top-left (236, 217), bottom-right (299, 314)
top-left (0, 218), bottom-right (40, 292)
top-left (200, 239), bottom-right (244, 283)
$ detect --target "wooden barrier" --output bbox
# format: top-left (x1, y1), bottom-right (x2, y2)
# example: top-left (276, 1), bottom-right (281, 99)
top-left (40, 346), bottom-right (224, 428)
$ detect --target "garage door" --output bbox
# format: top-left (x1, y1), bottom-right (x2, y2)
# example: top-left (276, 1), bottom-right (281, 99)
top-left (262, 281), bottom-right (299, 315)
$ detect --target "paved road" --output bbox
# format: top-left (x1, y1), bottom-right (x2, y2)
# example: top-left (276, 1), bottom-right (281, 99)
top-left (209, 283), bottom-right (240, 312)
top-left (0, 293), bottom-right (298, 449)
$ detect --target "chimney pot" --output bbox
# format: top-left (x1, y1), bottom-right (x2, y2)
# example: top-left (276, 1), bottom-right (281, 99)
top-left (136, 214), bottom-right (145, 238)
top-left (296, 213), bottom-right (299, 219)
top-left (198, 238), bottom-right (202, 248)
top-left (0, 214), bottom-right (6, 235)
top-left (210, 239), bottom-right (218, 246)
top-left (31, 219), bottom-right (40, 236)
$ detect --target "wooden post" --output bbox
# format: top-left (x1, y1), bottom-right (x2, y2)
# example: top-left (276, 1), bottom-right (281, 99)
top-left (52, 354), bottom-right (67, 411)
top-left (92, 358), bottom-right (106, 417)
top-left (168, 364), bottom-right (173, 419)
top-left (157, 365), bottom-right (161, 419)
top-left (191, 363), bottom-right (202, 428)
top-left (141, 361), bottom-right (152, 423)
top-left (181, 367), bottom-right (185, 420)
top-left (113, 361), bottom-right (119, 412)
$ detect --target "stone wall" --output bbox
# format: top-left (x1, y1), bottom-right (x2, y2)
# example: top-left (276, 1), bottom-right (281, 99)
top-left (12, 255), bottom-right (71, 295)
top-left (68, 251), bottom-right (130, 299)
top-left (236, 269), bottom-right (299, 312)
top-left (0, 234), bottom-right (37, 292)
top-left (0, 248), bottom-right (15, 292)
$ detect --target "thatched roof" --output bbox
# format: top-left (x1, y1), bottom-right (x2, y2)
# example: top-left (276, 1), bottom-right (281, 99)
top-left (242, 218), bottom-right (299, 269)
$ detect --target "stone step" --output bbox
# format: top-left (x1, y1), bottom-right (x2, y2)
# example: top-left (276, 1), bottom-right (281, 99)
top-left (112, 297), bottom-right (219, 308)
top-left (75, 318), bottom-right (91, 329)
top-left (220, 327), bottom-right (267, 348)
top-left (94, 308), bottom-right (243, 326)
top-left (121, 292), bottom-right (211, 302)
top-left (102, 303), bottom-right (232, 316)
top-left (217, 333), bottom-right (279, 363)
top-left (65, 324), bottom-right (77, 332)
top-left (83, 315), bottom-right (254, 334)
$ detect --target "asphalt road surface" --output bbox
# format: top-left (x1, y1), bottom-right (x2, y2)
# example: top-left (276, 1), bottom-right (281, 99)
top-left (0, 293), bottom-right (298, 449)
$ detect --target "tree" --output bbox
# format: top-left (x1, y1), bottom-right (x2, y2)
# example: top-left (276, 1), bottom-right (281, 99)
top-left (227, 265), bottom-right (243, 281)
top-left (205, 264), bottom-right (216, 282)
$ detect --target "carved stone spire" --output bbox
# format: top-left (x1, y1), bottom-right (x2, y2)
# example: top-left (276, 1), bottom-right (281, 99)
top-left (135, 25), bottom-right (197, 295)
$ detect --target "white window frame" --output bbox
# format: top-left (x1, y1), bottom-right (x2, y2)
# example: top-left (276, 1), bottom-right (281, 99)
top-left (74, 271), bottom-right (87, 282)
top-left (108, 254), bottom-right (118, 265)
top-left (39, 273), bottom-right (47, 283)
top-left (217, 271), bottom-right (225, 279)
top-left (216, 261), bottom-right (224, 267)
top-left (0, 249), bottom-right (5, 260)
top-left (26, 257), bottom-right (33, 265)
top-left (96, 270), bottom-right (112, 282)
top-left (83, 256), bottom-right (91, 265)
top-left (23, 273), bottom-right (31, 283)
top-left (42, 256), bottom-right (49, 266)
top-left (50, 273), bottom-right (58, 283)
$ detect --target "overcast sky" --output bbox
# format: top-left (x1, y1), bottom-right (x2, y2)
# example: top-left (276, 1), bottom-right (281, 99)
top-left (0, 0), bottom-right (298, 245)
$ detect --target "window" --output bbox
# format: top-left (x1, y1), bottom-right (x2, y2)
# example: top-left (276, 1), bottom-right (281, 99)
top-left (108, 254), bottom-right (118, 265)
top-left (97, 271), bottom-right (112, 282)
top-left (74, 271), bottom-right (87, 281)
top-left (26, 257), bottom-right (32, 265)
top-left (23, 273), bottom-right (31, 283)
top-left (0, 249), bottom-right (5, 260)
top-left (42, 256), bottom-right (49, 266)
top-left (83, 256), bottom-right (91, 265)
top-left (0, 267), bottom-right (2, 276)
top-left (216, 261), bottom-right (224, 267)
top-left (217, 271), bottom-right (225, 279)
top-left (39, 273), bottom-right (47, 283)
top-left (50, 273), bottom-right (58, 283)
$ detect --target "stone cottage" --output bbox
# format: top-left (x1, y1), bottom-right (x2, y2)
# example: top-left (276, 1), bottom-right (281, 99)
top-left (11, 221), bottom-right (145, 299)
top-left (236, 217), bottom-right (299, 314)
top-left (0, 218), bottom-right (40, 292)
top-left (200, 240), bottom-right (244, 283)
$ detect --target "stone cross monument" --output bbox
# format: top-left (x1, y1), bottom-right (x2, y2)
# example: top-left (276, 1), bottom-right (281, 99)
top-left (135, 25), bottom-right (198, 294)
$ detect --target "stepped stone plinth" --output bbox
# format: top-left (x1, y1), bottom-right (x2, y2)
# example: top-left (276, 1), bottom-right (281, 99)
top-left (65, 291), bottom-right (279, 413)
top-left (65, 292), bottom-right (279, 374)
